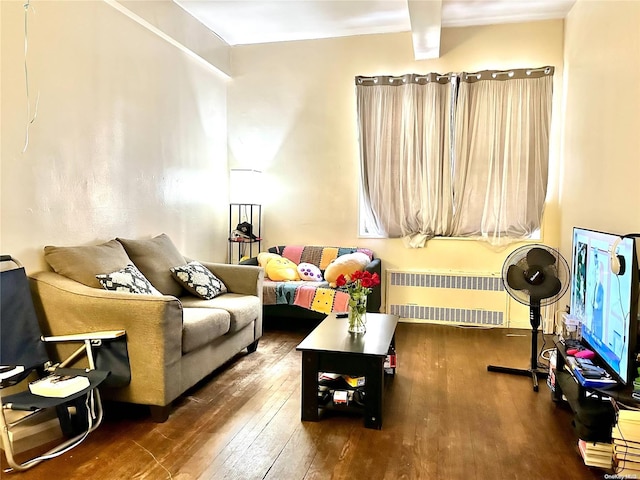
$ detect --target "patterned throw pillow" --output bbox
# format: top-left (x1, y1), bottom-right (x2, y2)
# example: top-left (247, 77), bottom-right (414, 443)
top-left (297, 262), bottom-right (323, 282)
top-left (170, 261), bottom-right (227, 300)
top-left (96, 264), bottom-right (163, 295)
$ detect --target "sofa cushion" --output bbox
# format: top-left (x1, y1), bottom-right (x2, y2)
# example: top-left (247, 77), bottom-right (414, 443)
top-left (96, 264), bottom-right (163, 296)
top-left (182, 307), bottom-right (230, 354)
top-left (180, 293), bottom-right (260, 334)
top-left (170, 261), bottom-right (227, 300)
top-left (44, 239), bottom-right (132, 289)
top-left (117, 234), bottom-right (186, 297)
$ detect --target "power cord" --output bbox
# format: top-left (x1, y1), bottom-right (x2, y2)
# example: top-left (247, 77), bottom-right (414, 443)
top-left (536, 329), bottom-right (550, 369)
top-left (22, 0), bottom-right (40, 153)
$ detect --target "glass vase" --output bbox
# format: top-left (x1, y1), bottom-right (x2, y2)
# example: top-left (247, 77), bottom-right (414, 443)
top-left (348, 296), bottom-right (367, 334)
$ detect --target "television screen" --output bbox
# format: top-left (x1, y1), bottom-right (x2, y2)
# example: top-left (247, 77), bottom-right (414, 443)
top-left (570, 227), bottom-right (639, 385)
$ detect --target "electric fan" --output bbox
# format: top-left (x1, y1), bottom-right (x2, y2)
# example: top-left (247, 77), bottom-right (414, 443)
top-left (487, 244), bottom-right (570, 391)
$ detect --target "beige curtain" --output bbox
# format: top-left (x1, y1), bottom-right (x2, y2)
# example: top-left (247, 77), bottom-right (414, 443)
top-left (356, 67), bottom-right (554, 247)
top-left (356, 74), bottom-right (454, 247)
top-left (451, 68), bottom-right (554, 244)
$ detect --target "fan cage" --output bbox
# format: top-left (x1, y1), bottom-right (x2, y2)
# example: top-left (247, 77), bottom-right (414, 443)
top-left (501, 244), bottom-right (570, 308)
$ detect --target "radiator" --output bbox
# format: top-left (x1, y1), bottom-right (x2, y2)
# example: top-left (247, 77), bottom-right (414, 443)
top-left (385, 269), bottom-right (508, 326)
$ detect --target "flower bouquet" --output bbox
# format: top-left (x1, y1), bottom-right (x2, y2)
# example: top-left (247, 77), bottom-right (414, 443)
top-left (336, 270), bottom-right (381, 333)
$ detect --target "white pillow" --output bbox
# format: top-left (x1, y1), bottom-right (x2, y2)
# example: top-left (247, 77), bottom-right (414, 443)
top-left (297, 262), bottom-right (323, 282)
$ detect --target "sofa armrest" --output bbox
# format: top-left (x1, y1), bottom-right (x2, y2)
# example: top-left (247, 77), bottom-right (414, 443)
top-left (365, 257), bottom-right (381, 275)
top-left (365, 258), bottom-right (382, 313)
top-left (199, 262), bottom-right (264, 297)
top-left (29, 271), bottom-right (184, 406)
top-left (198, 261), bottom-right (264, 347)
top-left (239, 257), bottom-right (259, 266)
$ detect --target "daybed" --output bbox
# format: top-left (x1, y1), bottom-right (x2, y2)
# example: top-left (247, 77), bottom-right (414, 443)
top-left (29, 234), bottom-right (263, 422)
top-left (241, 245), bottom-right (381, 321)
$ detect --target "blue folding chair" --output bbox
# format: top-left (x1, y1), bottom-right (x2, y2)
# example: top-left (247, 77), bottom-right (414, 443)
top-left (0, 255), bottom-right (128, 472)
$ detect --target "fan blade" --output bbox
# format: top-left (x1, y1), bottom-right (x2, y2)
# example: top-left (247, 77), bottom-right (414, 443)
top-left (529, 276), bottom-right (562, 301)
top-left (527, 247), bottom-right (557, 267)
top-left (506, 265), bottom-right (530, 291)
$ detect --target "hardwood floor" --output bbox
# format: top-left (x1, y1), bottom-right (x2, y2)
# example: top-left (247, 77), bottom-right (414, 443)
top-left (3, 321), bottom-right (607, 480)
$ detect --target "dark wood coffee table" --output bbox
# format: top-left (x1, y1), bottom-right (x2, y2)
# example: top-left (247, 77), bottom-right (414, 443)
top-left (296, 312), bottom-right (399, 429)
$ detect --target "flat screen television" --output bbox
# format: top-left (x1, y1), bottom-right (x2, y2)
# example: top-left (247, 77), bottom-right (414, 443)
top-left (570, 227), bottom-right (639, 385)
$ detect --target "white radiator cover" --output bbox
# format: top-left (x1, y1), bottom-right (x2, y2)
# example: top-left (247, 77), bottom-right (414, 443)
top-left (385, 269), bottom-right (550, 330)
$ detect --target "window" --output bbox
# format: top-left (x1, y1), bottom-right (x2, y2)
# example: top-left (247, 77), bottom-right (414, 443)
top-left (356, 67), bottom-right (554, 247)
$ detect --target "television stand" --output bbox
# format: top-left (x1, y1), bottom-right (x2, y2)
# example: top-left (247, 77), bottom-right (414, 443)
top-left (551, 337), bottom-right (617, 441)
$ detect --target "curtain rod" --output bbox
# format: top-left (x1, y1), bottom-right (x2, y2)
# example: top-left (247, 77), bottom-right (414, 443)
top-left (355, 73), bottom-right (453, 86)
top-left (355, 66), bottom-right (554, 86)
top-left (462, 66), bottom-right (554, 82)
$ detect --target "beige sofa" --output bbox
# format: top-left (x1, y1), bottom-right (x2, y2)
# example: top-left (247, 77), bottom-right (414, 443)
top-left (29, 234), bottom-right (263, 422)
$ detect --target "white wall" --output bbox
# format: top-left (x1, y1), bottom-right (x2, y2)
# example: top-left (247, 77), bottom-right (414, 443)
top-left (0, 1), bottom-right (230, 272)
top-left (560, 0), bottom-right (640, 257)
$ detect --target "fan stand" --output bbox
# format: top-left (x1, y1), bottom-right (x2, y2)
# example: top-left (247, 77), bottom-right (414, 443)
top-left (487, 302), bottom-right (547, 392)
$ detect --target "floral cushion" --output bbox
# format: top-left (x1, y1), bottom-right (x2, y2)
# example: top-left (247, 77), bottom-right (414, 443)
top-left (96, 264), bottom-right (163, 295)
top-left (170, 261), bottom-right (227, 300)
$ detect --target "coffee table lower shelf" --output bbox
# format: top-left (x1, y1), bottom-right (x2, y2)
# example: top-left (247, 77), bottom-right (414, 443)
top-left (300, 350), bottom-right (387, 429)
top-left (297, 313), bottom-right (399, 430)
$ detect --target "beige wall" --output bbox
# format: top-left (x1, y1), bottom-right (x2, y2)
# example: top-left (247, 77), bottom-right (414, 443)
top-left (1, 1), bottom-right (230, 271)
top-left (228, 21), bottom-right (565, 327)
top-left (560, 0), bottom-right (640, 259)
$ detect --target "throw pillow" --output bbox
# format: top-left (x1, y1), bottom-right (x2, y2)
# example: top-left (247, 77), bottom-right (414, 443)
top-left (265, 256), bottom-right (300, 281)
top-left (324, 252), bottom-right (371, 287)
top-left (257, 252), bottom-right (281, 268)
top-left (96, 264), bottom-right (163, 296)
top-left (297, 262), bottom-right (323, 282)
top-left (117, 234), bottom-right (186, 297)
top-left (170, 261), bottom-right (227, 300)
top-left (44, 239), bottom-right (132, 289)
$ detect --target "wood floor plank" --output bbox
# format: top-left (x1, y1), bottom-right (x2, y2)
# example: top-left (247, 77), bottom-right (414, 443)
top-left (2, 323), bottom-right (608, 480)
top-left (300, 419), bottom-right (359, 479)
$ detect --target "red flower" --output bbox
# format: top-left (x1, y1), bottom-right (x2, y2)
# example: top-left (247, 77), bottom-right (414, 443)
top-left (351, 270), bottom-right (364, 281)
top-left (338, 270), bottom-right (381, 299)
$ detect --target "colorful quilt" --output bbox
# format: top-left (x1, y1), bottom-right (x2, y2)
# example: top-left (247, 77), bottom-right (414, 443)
top-left (263, 280), bottom-right (350, 314)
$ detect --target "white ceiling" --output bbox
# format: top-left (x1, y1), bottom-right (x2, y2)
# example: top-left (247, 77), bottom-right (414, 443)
top-left (175, 0), bottom-right (575, 58)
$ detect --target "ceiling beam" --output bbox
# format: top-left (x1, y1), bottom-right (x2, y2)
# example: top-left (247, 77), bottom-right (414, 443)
top-left (407, 0), bottom-right (442, 60)
top-left (104, 0), bottom-right (231, 78)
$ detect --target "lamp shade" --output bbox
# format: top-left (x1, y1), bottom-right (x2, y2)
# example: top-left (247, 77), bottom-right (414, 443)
top-left (229, 169), bottom-right (262, 205)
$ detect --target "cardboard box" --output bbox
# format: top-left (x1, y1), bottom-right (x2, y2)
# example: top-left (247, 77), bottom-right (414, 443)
top-left (1, 409), bottom-right (63, 454)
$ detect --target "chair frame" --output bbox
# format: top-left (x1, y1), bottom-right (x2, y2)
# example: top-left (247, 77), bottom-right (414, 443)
top-left (1, 330), bottom-right (125, 472)
top-left (0, 255), bottom-right (126, 473)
